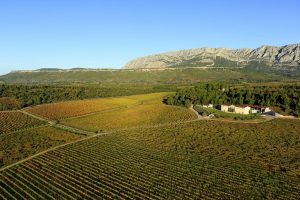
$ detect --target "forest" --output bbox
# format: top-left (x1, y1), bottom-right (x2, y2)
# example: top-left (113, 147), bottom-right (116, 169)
top-left (165, 83), bottom-right (300, 116)
top-left (0, 84), bottom-right (172, 111)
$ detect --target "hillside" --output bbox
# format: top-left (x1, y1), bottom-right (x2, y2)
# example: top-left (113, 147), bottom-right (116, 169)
top-left (124, 43), bottom-right (300, 70)
top-left (0, 68), bottom-right (297, 84)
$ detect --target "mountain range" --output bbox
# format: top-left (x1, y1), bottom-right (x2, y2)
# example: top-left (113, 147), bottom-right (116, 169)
top-left (1, 43), bottom-right (300, 84)
top-left (124, 43), bottom-right (300, 70)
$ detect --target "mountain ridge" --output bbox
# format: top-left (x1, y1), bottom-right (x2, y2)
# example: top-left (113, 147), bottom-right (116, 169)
top-left (123, 43), bottom-right (300, 70)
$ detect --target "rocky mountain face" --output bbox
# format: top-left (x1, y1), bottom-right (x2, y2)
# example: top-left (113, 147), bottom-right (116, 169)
top-left (124, 44), bottom-right (300, 70)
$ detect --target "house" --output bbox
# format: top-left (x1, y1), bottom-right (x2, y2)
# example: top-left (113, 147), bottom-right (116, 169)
top-left (219, 104), bottom-right (271, 115)
top-left (203, 104), bottom-right (214, 108)
top-left (248, 105), bottom-right (271, 114)
top-left (221, 104), bottom-right (251, 115)
top-left (203, 103), bottom-right (273, 115)
top-left (235, 105), bottom-right (251, 115)
top-left (221, 104), bottom-right (231, 112)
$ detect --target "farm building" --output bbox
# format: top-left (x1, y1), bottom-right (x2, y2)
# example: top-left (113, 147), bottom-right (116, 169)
top-left (220, 104), bottom-right (251, 115)
top-left (203, 104), bottom-right (214, 108)
top-left (210, 104), bottom-right (272, 115)
top-left (248, 105), bottom-right (271, 114)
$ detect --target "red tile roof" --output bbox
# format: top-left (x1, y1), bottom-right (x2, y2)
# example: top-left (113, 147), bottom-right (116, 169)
top-left (238, 104), bottom-right (269, 109)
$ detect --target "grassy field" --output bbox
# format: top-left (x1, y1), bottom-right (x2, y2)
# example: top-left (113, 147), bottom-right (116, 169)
top-left (0, 130), bottom-right (299, 199)
top-left (0, 111), bottom-right (45, 135)
top-left (0, 126), bottom-right (83, 168)
top-left (62, 93), bottom-right (196, 132)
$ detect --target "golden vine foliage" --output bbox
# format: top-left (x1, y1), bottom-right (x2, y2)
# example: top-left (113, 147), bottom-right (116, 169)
top-left (0, 112), bottom-right (44, 135)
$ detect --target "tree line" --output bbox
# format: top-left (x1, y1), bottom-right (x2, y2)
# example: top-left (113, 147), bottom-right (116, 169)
top-left (165, 83), bottom-right (300, 116)
top-left (0, 84), bottom-right (171, 111)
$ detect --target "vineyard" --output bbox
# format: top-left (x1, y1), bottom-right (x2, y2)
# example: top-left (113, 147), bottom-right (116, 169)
top-left (0, 133), bottom-right (299, 199)
top-left (24, 93), bottom-right (171, 120)
top-left (62, 93), bottom-right (196, 131)
top-left (1, 92), bottom-right (300, 199)
top-left (0, 126), bottom-right (83, 167)
top-left (24, 97), bottom-right (138, 120)
top-left (115, 118), bottom-right (300, 176)
top-left (0, 111), bottom-right (45, 135)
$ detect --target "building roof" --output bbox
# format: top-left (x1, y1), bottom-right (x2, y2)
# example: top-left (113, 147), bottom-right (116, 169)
top-left (238, 104), bottom-right (269, 109)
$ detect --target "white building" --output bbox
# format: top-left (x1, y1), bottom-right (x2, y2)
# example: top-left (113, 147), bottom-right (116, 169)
top-left (249, 105), bottom-right (271, 114)
top-left (202, 103), bottom-right (273, 115)
top-left (219, 104), bottom-right (271, 115)
top-left (221, 104), bottom-right (251, 115)
top-left (203, 104), bottom-right (214, 108)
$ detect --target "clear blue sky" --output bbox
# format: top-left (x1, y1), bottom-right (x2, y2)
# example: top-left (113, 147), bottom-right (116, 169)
top-left (0, 0), bottom-right (300, 75)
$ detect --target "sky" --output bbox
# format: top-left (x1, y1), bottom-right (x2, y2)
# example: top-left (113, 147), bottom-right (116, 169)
top-left (0, 0), bottom-right (300, 75)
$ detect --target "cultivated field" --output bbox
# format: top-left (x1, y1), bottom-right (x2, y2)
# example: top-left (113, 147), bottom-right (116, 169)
top-left (0, 112), bottom-right (45, 135)
top-left (0, 126), bottom-right (83, 168)
top-left (1, 92), bottom-right (300, 199)
top-left (115, 118), bottom-right (300, 176)
top-left (62, 93), bottom-right (196, 131)
top-left (0, 132), bottom-right (299, 199)
top-left (24, 97), bottom-right (138, 120)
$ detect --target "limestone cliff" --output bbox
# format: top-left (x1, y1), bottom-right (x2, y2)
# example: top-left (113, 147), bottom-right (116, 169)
top-left (124, 44), bottom-right (300, 70)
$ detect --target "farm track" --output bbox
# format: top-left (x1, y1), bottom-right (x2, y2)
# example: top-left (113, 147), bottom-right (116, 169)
top-left (20, 110), bottom-right (97, 136)
top-left (0, 132), bottom-right (107, 172)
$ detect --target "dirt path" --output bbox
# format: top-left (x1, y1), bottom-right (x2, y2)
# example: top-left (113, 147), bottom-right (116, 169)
top-left (19, 110), bottom-right (49, 122)
top-left (20, 110), bottom-right (96, 136)
top-left (189, 105), bottom-right (210, 120)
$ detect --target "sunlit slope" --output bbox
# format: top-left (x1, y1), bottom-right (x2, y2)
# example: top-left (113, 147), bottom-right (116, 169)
top-left (24, 96), bottom-right (139, 120)
top-left (62, 93), bottom-right (196, 131)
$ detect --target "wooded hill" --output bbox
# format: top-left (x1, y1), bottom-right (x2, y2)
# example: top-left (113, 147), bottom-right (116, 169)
top-left (1, 67), bottom-right (299, 84)
top-left (165, 83), bottom-right (300, 116)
